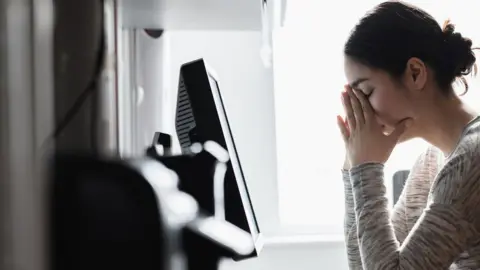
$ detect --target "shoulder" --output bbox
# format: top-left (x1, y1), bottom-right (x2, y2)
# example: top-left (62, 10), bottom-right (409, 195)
top-left (451, 120), bottom-right (480, 161)
top-left (432, 123), bottom-right (480, 206)
top-left (442, 120), bottom-right (480, 176)
top-left (409, 145), bottom-right (444, 184)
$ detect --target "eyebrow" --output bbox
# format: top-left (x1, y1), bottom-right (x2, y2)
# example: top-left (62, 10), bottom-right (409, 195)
top-left (349, 78), bottom-right (369, 89)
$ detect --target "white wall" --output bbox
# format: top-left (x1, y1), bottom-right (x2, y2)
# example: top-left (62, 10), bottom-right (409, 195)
top-left (134, 30), bottom-right (169, 153)
top-left (135, 30), bottom-right (349, 269)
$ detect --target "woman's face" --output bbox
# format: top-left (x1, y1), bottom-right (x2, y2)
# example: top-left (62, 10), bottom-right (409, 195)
top-left (343, 56), bottom-right (416, 142)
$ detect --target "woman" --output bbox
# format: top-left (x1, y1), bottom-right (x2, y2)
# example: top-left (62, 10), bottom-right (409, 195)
top-left (338, 1), bottom-right (480, 269)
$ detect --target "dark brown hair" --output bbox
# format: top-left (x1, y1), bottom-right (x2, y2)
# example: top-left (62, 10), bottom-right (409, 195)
top-left (344, 1), bottom-right (477, 94)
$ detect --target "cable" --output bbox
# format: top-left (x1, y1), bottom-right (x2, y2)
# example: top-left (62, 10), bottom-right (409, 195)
top-left (51, 17), bottom-right (106, 149)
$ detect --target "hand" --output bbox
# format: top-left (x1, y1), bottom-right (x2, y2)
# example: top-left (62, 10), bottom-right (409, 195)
top-left (336, 85), bottom-right (412, 167)
top-left (336, 115), bottom-right (351, 170)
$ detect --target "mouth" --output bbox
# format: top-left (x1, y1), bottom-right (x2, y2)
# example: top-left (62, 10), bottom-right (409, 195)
top-left (380, 118), bottom-right (413, 135)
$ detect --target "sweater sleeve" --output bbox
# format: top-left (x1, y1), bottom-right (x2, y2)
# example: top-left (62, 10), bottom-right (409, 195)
top-left (390, 147), bottom-right (443, 244)
top-left (343, 148), bottom-right (439, 269)
top-left (343, 170), bottom-right (364, 270)
top-left (349, 150), bottom-right (480, 269)
top-left (344, 174), bottom-right (411, 270)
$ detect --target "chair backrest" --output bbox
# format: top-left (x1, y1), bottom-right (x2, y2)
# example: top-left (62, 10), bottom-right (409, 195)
top-left (393, 170), bottom-right (410, 205)
top-left (50, 155), bottom-right (165, 270)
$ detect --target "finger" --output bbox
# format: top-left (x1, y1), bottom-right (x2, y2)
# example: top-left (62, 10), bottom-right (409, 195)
top-left (346, 86), bottom-right (365, 125)
top-left (337, 115), bottom-right (349, 141)
top-left (388, 118), bottom-right (413, 142)
top-left (344, 116), bottom-right (350, 130)
top-left (342, 91), bottom-right (356, 130)
top-left (353, 88), bottom-right (375, 120)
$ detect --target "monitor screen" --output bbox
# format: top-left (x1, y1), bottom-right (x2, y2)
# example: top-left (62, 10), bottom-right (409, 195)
top-left (175, 58), bottom-right (263, 260)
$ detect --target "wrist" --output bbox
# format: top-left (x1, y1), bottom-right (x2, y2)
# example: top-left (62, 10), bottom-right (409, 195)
top-left (350, 162), bottom-right (384, 174)
top-left (350, 159), bottom-right (385, 168)
top-left (342, 159), bottom-right (351, 170)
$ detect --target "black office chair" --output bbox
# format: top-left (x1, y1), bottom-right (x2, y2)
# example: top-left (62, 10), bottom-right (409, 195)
top-left (50, 154), bottom-right (167, 270)
top-left (50, 150), bottom-right (254, 270)
top-left (393, 170), bottom-right (410, 205)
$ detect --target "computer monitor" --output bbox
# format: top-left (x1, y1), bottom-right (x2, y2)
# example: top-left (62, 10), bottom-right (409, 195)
top-left (175, 58), bottom-right (263, 260)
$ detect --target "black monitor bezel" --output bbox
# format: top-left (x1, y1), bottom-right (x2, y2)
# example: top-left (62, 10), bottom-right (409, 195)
top-left (177, 59), bottom-right (263, 259)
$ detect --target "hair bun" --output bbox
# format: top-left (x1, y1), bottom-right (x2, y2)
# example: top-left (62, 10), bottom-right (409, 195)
top-left (442, 20), bottom-right (456, 37)
top-left (442, 20), bottom-right (476, 80)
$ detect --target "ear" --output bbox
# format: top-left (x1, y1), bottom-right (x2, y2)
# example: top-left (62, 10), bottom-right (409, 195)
top-left (403, 57), bottom-right (427, 91)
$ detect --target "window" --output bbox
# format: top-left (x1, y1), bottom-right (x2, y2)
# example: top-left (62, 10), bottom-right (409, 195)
top-left (272, 0), bottom-right (480, 237)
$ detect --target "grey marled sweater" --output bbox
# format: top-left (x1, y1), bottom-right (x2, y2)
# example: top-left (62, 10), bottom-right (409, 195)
top-left (343, 116), bottom-right (480, 269)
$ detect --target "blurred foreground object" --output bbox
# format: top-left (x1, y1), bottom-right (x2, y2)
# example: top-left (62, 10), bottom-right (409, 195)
top-left (50, 141), bottom-right (254, 270)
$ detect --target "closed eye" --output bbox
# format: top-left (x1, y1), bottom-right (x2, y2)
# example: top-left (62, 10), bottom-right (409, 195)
top-left (364, 89), bottom-right (374, 98)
